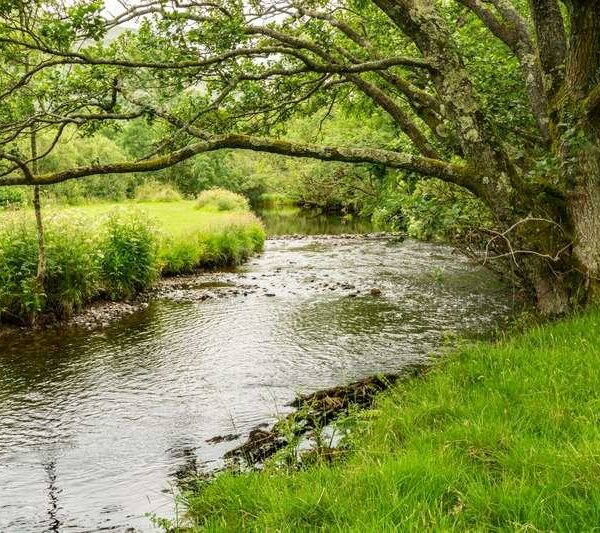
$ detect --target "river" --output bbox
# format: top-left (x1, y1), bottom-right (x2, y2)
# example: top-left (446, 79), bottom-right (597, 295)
top-left (0, 209), bottom-right (512, 531)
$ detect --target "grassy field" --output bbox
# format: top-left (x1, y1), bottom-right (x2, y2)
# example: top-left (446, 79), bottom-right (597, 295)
top-left (0, 199), bottom-right (265, 323)
top-left (62, 201), bottom-right (266, 274)
top-left (180, 309), bottom-right (600, 531)
top-left (56, 200), bottom-right (252, 236)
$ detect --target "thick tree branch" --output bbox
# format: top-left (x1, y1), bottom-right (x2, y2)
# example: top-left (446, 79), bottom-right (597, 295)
top-left (0, 151), bottom-right (34, 182)
top-left (528, 0), bottom-right (567, 93)
top-left (297, 7), bottom-right (445, 140)
top-left (372, 0), bottom-right (523, 203)
top-left (457, 0), bottom-right (549, 141)
top-left (348, 74), bottom-right (441, 159)
top-left (0, 134), bottom-right (475, 192)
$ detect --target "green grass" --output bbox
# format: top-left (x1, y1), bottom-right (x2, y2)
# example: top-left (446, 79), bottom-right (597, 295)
top-left (180, 310), bottom-right (600, 531)
top-left (58, 200), bottom-right (256, 236)
top-left (60, 201), bottom-right (265, 275)
top-left (0, 201), bottom-right (264, 322)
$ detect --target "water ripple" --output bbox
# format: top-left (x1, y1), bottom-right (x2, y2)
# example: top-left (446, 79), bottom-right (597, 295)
top-left (0, 237), bottom-right (512, 532)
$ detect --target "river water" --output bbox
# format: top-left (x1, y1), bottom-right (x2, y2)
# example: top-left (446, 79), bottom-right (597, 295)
top-left (0, 210), bottom-right (512, 531)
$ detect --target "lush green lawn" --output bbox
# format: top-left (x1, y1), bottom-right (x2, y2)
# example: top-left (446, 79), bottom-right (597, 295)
top-left (181, 310), bottom-right (600, 531)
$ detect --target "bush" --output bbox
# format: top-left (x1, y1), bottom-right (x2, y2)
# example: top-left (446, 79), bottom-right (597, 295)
top-left (0, 215), bottom-right (44, 323)
top-left (44, 215), bottom-right (100, 317)
top-left (0, 187), bottom-right (26, 208)
top-left (196, 188), bottom-right (250, 212)
top-left (135, 180), bottom-right (183, 202)
top-left (0, 213), bottom-right (100, 323)
top-left (99, 210), bottom-right (159, 299)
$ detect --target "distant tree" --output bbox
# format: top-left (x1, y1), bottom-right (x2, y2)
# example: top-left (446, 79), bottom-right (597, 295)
top-left (0, 0), bottom-right (599, 313)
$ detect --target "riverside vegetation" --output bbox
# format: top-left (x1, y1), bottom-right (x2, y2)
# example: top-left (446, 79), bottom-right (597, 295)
top-left (0, 189), bottom-right (264, 324)
top-left (0, 1), bottom-right (599, 531)
top-left (174, 309), bottom-right (600, 531)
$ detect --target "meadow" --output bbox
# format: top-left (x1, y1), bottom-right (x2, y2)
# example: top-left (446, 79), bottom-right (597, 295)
top-left (0, 192), bottom-right (265, 324)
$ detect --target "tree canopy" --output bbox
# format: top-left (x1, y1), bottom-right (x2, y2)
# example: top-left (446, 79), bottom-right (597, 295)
top-left (0, 0), bottom-right (599, 312)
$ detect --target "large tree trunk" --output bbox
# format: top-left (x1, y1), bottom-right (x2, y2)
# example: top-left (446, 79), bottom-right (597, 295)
top-left (565, 145), bottom-right (600, 298)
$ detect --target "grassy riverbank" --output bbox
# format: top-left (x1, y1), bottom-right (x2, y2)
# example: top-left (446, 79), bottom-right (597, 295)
top-left (0, 198), bottom-right (264, 323)
top-left (181, 310), bottom-right (600, 531)
top-left (60, 201), bottom-right (265, 274)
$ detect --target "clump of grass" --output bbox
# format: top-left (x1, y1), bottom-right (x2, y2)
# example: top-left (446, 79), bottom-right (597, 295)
top-left (99, 209), bottom-right (159, 299)
top-left (180, 310), bottom-right (600, 531)
top-left (159, 213), bottom-right (265, 274)
top-left (44, 214), bottom-right (100, 317)
top-left (135, 180), bottom-right (183, 202)
top-left (0, 212), bottom-right (101, 322)
top-left (0, 213), bottom-right (45, 322)
top-left (196, 188), bottom-right (250, 212)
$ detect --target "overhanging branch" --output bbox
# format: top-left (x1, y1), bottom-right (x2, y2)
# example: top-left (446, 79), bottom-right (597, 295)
top-left (0, 134), bottom-right (475, 192)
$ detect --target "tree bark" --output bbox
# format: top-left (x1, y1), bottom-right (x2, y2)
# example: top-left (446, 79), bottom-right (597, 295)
top-left (528, 0), bottom-right (567, 94)
top-left (30, 130), bottom-right (46, 292)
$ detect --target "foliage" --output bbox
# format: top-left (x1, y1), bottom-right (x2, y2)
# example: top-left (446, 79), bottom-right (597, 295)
top-left (369, 179), bottom-right (493, 241)
top-left (135, 180), bottom-right (183, 202)
top-left (0, 214), bottom-right (45, 323)
top-left (0, 187), bottom-right (26, 208)
top-left (42, 132), bottom-right (135, 204)
top-left (196, 188), bottom-right (250, 212)
top-left (43, 214), bottom-right (100, 317)
top-left (98, 210), bottom-right (159, 299)
top-left (0, 201), bottom-right (265, 323)
top-left (181, 309), bottom-right (600, 530)
top-left (257, 193), bottom-right (296, 208)
top-left (0, 212), bottom-right (99, 323)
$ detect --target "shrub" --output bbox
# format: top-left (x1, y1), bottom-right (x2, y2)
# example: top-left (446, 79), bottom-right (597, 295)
top-left (0, 215), bottom-right (44, 323)
top-left (99, 210), bottom-right (159, 299)
top-left (0, 213), bottom-right (101, 323)
top-left (44, 215), bottom-right (100, 317)
top-left (0, 187), bottom-right (26, 208)
top-left (135, 180), bottom-right (183, 202)
top-left (196, 188), bottom-right (250, 212)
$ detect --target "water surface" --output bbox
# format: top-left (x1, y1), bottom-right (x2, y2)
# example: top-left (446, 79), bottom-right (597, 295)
top-left (0, 222), bottom-right (511, 531)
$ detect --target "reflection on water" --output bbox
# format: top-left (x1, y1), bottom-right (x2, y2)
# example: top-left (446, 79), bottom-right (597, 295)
top-left (256, 207), bottom-right (375, 236)
top-left (0, 231), bottom-right (511, 531)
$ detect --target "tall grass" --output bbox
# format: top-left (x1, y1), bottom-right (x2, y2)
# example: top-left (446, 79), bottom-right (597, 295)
top-left (0, 202), bottom-right (265, 323)
top-left (99, 210), bottom-right (160, 299)
top-left (159, 213), bottom-right (265, 274)
top-left (134, 180), bottom-right (183, 202)
top-left (0, 214), bottom-right (46, 322)
top-left (196, 188), bottom-right (250, 212)
top-left (180, 310), bottom-right (600, 531)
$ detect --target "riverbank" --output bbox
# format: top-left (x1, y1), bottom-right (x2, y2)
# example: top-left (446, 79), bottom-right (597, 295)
top-left (0, 200), bottom-right (264, 325)
top-left (179, 309), bottom-right (600, 531)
